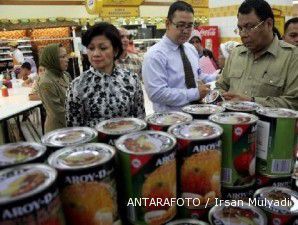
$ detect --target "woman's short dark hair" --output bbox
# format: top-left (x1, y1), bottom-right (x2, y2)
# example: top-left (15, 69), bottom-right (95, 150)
top-left (21, 62), bottom-right (31, 70)
top-left (167, 1), bottom-right (194, 21)
top-left (238, 0), bottom-right (274, 26)
top-left (82, 22), bottom-right (123, 59)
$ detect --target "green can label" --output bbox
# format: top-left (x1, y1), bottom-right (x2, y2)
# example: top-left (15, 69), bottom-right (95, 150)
top-left (256, 117), bottom-right (296, 175)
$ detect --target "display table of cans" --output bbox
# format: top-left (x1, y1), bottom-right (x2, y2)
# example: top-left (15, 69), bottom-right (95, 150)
top-left (0, 103), bottom-right (298, 225)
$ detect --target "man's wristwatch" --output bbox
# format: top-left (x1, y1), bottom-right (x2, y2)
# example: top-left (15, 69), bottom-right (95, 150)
top-left (251, 97), bottom-right (255, 102)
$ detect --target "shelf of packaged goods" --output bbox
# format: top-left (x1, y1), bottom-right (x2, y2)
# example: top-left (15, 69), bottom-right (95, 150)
top-left (0, 47), bottom-right (10, 50)
top-left (0, 52), bottom-right (10, 55)
top-left (0, 58), bottom-right (12, 61)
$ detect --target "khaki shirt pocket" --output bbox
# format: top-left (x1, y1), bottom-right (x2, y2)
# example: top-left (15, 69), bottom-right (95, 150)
top-left (227, 69), bottom-right (244, 92)
top-left (258, 75), bottom-right (284, 97)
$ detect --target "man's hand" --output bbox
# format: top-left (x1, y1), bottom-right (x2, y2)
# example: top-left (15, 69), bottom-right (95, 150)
top-left (198, 84), bottom-right (211, 100)
top-left (222, 92), bottom-right (252, 101)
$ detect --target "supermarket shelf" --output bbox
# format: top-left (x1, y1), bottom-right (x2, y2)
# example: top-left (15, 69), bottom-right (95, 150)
top-left (22, 51), bottom-right (32, 54)
top-left (0, 47), bottom-right (10, 50)
top-left (18, 45), bottom-right (32, 49)
top-left (0, 52), bottom-right (10, 55)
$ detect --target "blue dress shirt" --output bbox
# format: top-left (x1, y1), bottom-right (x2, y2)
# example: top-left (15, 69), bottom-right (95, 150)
top-left (142, 35), bottom-right (200, 112)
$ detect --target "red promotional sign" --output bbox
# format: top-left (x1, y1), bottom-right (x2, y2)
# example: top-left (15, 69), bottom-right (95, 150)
top-left (197, 26), bottom-right (220, 59)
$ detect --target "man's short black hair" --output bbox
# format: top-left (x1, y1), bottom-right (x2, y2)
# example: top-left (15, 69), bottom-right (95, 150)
top-left (167, 1), bottom-right (194, 21)
top-left (21, 62), bottom-right (31, 70)
top-left (284, 17), bottom-right (298, 33)
top-left (238, 0), bottom-right (274, 26)
top-left (82, 22), bottom-right (123, 59)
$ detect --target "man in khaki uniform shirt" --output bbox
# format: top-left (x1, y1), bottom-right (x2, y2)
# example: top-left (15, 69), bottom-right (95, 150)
top-left (216, 0), bottom-right (298, 110)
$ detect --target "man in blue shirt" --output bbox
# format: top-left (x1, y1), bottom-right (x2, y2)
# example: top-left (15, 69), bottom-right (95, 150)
top-left (142, 1), bottom-right (210, 112)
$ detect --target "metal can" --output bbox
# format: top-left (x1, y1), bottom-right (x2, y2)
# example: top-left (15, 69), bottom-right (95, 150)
top-left (0, 164), bottom-right (65, 225)
top-left (146, 111), bottom-right (193, 132)
top-left (201, 90), bottom-right (223, 105)
top-left (221, 182), bottom-right (256, 201)
top-left (178, 205), bottom-right (214, 223)
top-left (48, 143), bottom-right (119, 225)
top-left (0, 142), bottom-right (47, 169)
top-left (254, 187), bottom-right (298, 225)
top-left (96, 117), bottom-right (147, 146)
top-left (208, 202), bottom-right (267, 225)
top-left (256, 173), bottom-right (292, 189)
top-left (115, 131), bottom-right (177, 225)
top-left (256, 108), bottom-right (298, 176)
top-left (222, 101), bottom-right (262, 114)
top-left (209, 112), bottom-right (258, 187)
top-left (182, 104), bottom-right (225, 120)
top-left (166, 218), bottom-right (209, 225)
top-left (42, 127), bottom-right (98, 151)
top-left (168, 120), bottom-right (223, 208)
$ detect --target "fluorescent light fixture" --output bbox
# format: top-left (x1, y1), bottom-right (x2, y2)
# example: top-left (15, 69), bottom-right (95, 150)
top-left (294, 0), bottom-right (298, 4)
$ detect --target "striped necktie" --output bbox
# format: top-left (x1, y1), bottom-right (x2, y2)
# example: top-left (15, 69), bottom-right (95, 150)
top-left (179, 45), bottom-right (196, 89)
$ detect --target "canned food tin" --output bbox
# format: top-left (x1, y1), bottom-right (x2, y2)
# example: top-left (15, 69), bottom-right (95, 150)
top-left (0, 164), bottom-right (65, 225)
top-left (168, 120), bottom-right (223, 208)
top-left (256, 108), bottom-right (298, 176)
top-left (209, 202), bottom-right (267, 225)
top-left (42, 127), bottom-right (98, 151)
top-left (209, 113), bottom-right (258, 187)
top-left (254, 187), bottom-right (298, 225)
top-left (0, 142), bottom-right (47, 169)
top-left (146, 111), bottom-right (193, 131)
top-left (221, 182), bottom-right (256, 201)
top-left (201, 90), bottom-right (223, 105)
top-left (166, 218), bottom-right (209, 225)
top-left (48, 143), bottom-right (119, 225)
top-left (222, 101), bottom-right (262, 113)
top-left (96, 117), bottom-right (147, 146)
top-left (178, 205), bottom-right (214, 222)
top-left (182, 104), bottom-right (225, 120)
top-left (115, 131), bottom-right (177, 225)
top-left (256, 173), bottom-right (292, 189)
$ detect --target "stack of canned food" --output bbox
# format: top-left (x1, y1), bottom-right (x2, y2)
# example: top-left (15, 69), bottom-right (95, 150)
top-left (0, 101), bottom-right (298, 225)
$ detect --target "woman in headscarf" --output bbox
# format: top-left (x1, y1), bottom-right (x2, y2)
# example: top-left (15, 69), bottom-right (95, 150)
top-left (37, 43), bottom-right (69, 133)
top-left (66, 22), bottom-right (145, 128)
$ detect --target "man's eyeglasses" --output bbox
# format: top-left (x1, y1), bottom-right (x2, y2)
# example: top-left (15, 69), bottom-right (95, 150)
top-left (234, 20), bottom-right (264, 35)
top-left (171, 21), bottom-right (194, 31)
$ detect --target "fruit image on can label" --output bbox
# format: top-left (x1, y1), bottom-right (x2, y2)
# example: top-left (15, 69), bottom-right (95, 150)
top-left (256, 108), bottom-right (298, 176)
top-left (168, 121), bottom-right (223, 209)
top-left (48, 143), bottom-right (119, 225)
top-left (0, 164), bottom-right (66, 225)
top-left (116, 131), bottom-right (177, 225)
top-left (209, 113), bottom-right (258, 187)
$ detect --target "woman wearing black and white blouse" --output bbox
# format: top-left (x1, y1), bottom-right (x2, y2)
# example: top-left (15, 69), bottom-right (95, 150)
top-left (66, 23), bottom-right (145, 127)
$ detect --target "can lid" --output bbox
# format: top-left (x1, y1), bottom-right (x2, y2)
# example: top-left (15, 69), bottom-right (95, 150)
top-left (257, 107), bottom-right (298, 118)
top-left (254, 187), bottom-right (298, 215)
top-left (208, 202), bottom-right (267, 225)
top-left (115, 131), bottom-right (176, 155)
top-left (166, 219), bottom-right (209, 225)
top-left (209, 112), bottom-right (258, 125)
top-left (168, 120), bottom-right (223, 140)
top-left (201, 90), bottom-right (220, 104)
top-left (222, 101), bottom-right (262, 112)
top-left (146, 111), bottom-right (192, 126)
top-left (48, 143), bottom-right (115, 170)
top-left (0, 142), bottom-right (47, 167)
top-left (182, 104), bottom-right (225, 115)
top-left (0, 164), bottom-right (57, 204)
top-left (42, 127), bottom-right (97, 147)
top-left (96, 117), bottom-right (146, 135)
